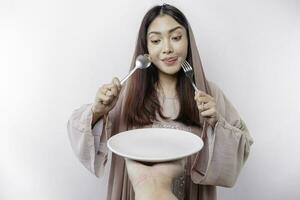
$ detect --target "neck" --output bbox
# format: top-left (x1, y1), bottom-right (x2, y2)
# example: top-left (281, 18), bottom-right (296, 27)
top-left (156, 72), bottom-right (178, 97)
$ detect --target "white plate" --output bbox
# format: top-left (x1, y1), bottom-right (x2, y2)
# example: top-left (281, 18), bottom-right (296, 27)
top-left (107, 128), bottom-right (203, 162)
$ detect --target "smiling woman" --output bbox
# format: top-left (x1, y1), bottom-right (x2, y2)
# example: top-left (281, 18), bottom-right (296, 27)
top-left (123, 5), bottom-right (201, 129)
top-left (147, 15), bottom-right (188, 77)
top-left (67, 3), bottom-right (253, 200)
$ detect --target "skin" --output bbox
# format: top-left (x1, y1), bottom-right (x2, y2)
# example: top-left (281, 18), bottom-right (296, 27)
top-left (91, 14), bottom-right (220, 199)
top-left (125, 158), bottom-right (185, 200)
top-left (147, 15), bottom-right (188, 97)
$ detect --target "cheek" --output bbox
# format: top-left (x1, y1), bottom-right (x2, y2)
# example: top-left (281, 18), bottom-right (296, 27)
top-left (147, 46), bottom-right (160, 62)
top-left (147, 44), bottom-right (159, 54)
top-left (175, 41), bottom-right (188, 55)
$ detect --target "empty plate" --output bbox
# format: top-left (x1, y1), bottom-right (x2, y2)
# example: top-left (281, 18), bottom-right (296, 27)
top-left (107, 128), bottom-right (203, 162)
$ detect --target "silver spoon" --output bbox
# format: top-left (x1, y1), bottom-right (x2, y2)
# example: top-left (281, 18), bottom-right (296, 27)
top-left (120, 54), bottom-right (152, 85)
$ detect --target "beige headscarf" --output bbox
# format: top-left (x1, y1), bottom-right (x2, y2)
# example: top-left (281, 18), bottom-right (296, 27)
top-left (186, 22), bottom-right (212, 177)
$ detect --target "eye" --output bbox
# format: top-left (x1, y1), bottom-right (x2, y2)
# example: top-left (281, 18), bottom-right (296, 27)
top-left (172, 35), bottom-right (182, 41)
top-left (151, 40), bottom-right (160, 44)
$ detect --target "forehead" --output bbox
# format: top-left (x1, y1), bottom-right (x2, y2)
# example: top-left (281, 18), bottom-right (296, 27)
top-left (147, 15), bottom-right (185, 36)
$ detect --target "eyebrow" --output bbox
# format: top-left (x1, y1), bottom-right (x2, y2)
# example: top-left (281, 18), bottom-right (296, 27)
top-left (147, 26), bottom-right (183, 36)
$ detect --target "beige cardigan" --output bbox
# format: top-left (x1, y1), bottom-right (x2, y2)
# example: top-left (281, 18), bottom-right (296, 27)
top-left (67, 81), bottom-right (253, 200)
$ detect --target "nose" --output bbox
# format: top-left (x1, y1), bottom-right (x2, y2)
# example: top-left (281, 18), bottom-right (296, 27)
top-left (162, 40), bottom-right (173, 54)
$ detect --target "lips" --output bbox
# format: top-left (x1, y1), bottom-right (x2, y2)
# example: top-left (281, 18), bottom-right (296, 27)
top-left (162, 56), bottom-right (177, 62)
top-left (162, 57), bottom-right (178, 65)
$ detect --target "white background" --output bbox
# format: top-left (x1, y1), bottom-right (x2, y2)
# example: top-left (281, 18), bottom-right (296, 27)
top-left (1, 0), bottom-right (299, 199)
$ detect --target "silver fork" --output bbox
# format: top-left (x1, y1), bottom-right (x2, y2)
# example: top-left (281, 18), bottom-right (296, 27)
top-left (181, 60), bottom-right (199, 91)
top-left (181, 60), bottom-right (205, 122)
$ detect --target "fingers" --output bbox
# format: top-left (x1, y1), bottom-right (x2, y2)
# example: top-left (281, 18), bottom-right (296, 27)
top-left (197, 100), bottom-right (217, 118)
top-left (125, 158), bottom-right (138, 165)
top-left (125, 158), bottom-right (132, 167)
top-left (154, 159), bottom-right (185, 173)
top-left (125, 159), bottom-right (147, 167)
top-left (194, 90), bottom-right (208, 98)
top-left (96, 77), bottom-right (122, 105)
top-left (125, 159), bottom-right (150, 175)
top-left (112, 77), bottom-right (121, 91)
top-left (105, 77), bottom-right (121, 97)
top-left (197, 101), bottom-right (215, 111)
top-left (194, 91), bottom-right (212, 110)
top-left (194, 90), bottom-right (213, 102)
top-left (200, 107), bottom-right (217, 117)
top-left (194, 90), bottom-right (216, 111)
top-left (170, 158), bottom-right (185, 166)
top-left (107, 85), bottom-right (117, 97)
top-left (166, 159), bottom-right (185, 176)
top-left (98, 93), bottom-right (111, 105)
top-left (167, 158), bottom-right (186, 174)
top-left (97, 86), bottom-right (112, 105)
top-left (196, 96), bottom-right (213, 103)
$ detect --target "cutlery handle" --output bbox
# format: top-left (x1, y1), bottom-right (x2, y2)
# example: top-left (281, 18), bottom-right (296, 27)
top-left (191, 82), bottom-right (199, 91)
top-left (191, 82), bottom-right (206, 126)
top-left (120, 67), bottom-right (137, 85)
top-left (192, 81), bottom-right (204, 108)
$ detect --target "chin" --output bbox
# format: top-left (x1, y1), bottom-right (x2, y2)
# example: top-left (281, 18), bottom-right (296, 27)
top-left (161, 66), bottom-right (181, 75)
top-left (155, 61), bottom-right (182, 74)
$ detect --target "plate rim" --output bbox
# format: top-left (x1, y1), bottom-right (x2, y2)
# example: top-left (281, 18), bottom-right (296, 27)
top-left (107, 128), bottom-right (203, 162)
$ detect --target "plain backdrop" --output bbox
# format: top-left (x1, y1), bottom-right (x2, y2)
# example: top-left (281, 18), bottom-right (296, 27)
top-left (1, 0), bottom-right (299, 199)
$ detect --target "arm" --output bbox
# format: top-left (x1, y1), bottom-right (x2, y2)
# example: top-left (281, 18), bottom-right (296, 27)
top-left (91, 109), bottom-right (103, 129)
top-left (191, 81), bottom-right (254, 187)
top-left (67, 103), bottom-right (109, 178)
top-left (67, 78), bottom-right (124, 178)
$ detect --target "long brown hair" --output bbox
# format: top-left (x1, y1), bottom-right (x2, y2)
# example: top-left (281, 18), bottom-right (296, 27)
top-left (124, 4), bottom-right (201, 128)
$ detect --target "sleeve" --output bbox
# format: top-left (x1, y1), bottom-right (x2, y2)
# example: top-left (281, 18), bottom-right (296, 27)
top-left (67, 103), bottom-right (110, 178)
top-left (190, 81), bottom-right (254, 187)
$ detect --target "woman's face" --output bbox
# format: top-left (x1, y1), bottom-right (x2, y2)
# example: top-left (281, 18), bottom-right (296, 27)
top-left (147, 15), bottom-right (188, 76)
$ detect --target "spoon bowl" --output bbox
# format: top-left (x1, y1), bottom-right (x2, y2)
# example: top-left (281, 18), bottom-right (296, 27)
top-left (136, 54), bottom-right (152, 69)
top-left (120, 54), bottom-right (152, 85)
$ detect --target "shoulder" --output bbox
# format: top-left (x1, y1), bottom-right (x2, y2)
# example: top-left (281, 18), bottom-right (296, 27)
top-left (207, 80), bottom-right (224, 98)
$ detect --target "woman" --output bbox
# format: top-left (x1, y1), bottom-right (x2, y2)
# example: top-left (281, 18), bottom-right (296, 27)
top-left (67, 4), bottom-right (253, 200)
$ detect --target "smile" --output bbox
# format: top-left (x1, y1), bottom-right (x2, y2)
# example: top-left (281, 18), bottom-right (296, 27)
top-left (162, 57), bottom-right (178, 65)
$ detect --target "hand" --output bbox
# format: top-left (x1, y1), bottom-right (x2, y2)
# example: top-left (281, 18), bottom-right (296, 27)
top-left (194, 90), bottom-right (219, 127)
top-left (125, 158), bottom-right (185, 193)
top-left (92, 77), bottom-right (121, 116)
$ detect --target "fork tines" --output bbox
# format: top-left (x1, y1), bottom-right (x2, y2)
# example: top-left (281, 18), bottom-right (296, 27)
top-left (181, 60), bottom-right (199, 91)
top-left (181, 60), bottom-right (193, 72)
